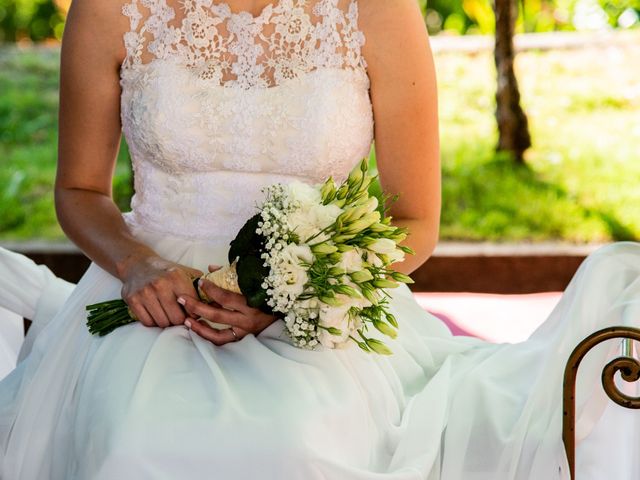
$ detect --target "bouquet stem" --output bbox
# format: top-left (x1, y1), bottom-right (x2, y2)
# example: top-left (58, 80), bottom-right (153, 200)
top-left (86, 263), bottom-right (240, 336)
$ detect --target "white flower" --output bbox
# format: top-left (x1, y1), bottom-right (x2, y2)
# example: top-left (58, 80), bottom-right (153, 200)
top-left (368, 238), bottom-right (397, 255)
top-left (286, 202), bottom-right (343, 243)
top-left (366, 251), bottom-right (384, 268)
top-left (317, 293), bottom-right (369, 349)
top-left (336, 248), bottom-right (364, 273)
top-left (287, 181), bottom-right (321, 208)
top-left (318, 329), bottom-right (341, 349)
top-left (310, 203), bottom-right (343, 229)
top-left (387, 248), bottom-right (406, 264)
top-left (274, 244), bottom-right (313, 298)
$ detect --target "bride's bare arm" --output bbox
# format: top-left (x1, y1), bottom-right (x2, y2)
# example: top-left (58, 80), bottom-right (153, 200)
top-left (359, 0), bottom-right (441, 274)
top-left (55, 0), bottom-right (201, 328)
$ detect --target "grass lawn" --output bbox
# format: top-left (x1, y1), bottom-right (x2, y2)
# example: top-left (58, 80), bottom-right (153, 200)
top-left (1, 37), bottom-right (639, 242)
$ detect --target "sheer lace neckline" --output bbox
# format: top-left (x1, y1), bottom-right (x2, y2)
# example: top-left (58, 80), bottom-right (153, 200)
top-left (120, 0), bottom-right (368, 90)
top-left (214, 0), bottom-right (281, 21)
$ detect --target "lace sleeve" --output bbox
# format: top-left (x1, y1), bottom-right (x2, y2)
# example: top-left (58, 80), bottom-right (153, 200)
top-left (121, 0), bottom-right (178, 70)
top-left (121, 0), bottom-right (143, 69)
top-left (344, 0), bottom-right (368, 71)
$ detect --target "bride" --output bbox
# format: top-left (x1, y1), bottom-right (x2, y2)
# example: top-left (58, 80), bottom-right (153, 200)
top-left (1, 0), bottom-right (639, 478)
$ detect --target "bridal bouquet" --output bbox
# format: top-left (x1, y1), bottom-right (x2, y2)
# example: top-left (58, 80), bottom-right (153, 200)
top-left (86, 160), bottom-right (414, 354)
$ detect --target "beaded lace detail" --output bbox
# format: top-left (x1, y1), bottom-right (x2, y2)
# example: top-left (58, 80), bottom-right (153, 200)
top-left (120, 0), bottom-right (367, 89)
top-left (118, 0), bottom-right (374, 241)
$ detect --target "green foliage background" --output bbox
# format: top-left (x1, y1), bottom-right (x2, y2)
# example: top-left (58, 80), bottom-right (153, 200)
top-left (0, 0), bottom-right (638, 42)
top-left (2, 41), bottom-right (639, 243)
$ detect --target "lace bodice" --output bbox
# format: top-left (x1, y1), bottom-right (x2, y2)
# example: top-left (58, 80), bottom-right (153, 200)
top-left (119, 0), bottom-right (374, 242)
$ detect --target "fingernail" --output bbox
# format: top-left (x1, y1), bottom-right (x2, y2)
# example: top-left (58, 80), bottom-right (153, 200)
top-left (198, 279), bottom-right (203, 287)
top-left (177, 297), bottom-right (186, 305)
top-left (184, 320), bottom-right (192, 329)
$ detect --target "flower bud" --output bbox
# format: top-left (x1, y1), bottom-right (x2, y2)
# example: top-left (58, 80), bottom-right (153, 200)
top-left (365, 338), bottom-right (393, 355)
top-left (361, 287), bottom-right (378, 305)
top-left (391, 271), bottom-right (414, 284)
top-left (320, 178), bottom-right (337, 203)
top-left (328, 267), bottom-right (347, 277)
top-left (350, 270), bottom-right (374, 283)
top-left (373, 319), bottom-right (398, 339)
top-left (325, 326), bottom-right (343, 336)
top-left (344, 211), bottom-right (380, 234)
top-left (386, 313), bottom-right (398, 328)
top-left (332, 198), bottom-right (347, 208)
top-left (320, 295), bottom-right (343, 306)
top-left (390, 232), bottom-right (408, 242)
top-left (350, 196), bottom-right (378, 221)
top-left (328, 252), bottom-right (343, 263)
top-left (347, 166), bottom-right (364, 188)
top-left (398, 245), bottom-right (416, 255)
top-left (334, 284), bottom-right (362, 298)
top-left (311, 243), bottom-right (338, 255)
top-left (372, 278), bottom-right (399, 289)
top-left (350, 190), bottom-right (369, 205)
top-left (332, 234), bottom-right (356, 243)
top-left (337, 209), bottom-right (353, 224)
top-left (369, 222), bottom-right (395, 233)
top-left (377, 254), bottom-right (390, 264)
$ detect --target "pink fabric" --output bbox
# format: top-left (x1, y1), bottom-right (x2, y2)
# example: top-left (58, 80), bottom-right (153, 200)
top-left (414, 292), bottom-right (562, 343)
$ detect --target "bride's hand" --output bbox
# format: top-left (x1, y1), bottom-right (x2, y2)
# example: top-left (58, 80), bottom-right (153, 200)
top-left (120, 255), bottom-right (203, 328)
top-left (177, 278), bottom-right (277, 346)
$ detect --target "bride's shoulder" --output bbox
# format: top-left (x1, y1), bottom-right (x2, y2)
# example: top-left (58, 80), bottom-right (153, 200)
top-left (61, 0), bottom-right (133, 68)
top-left (356, 0), bottom-right (425, 30)
top-left (357, 0), bottom-right (433, 74)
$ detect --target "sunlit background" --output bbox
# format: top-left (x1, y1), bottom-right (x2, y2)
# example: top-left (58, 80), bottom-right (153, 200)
top-left (0, 0), bottom-right (639, 243)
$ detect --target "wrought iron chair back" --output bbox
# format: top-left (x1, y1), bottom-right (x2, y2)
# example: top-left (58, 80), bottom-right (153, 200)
top-left (562, 326), bottom-right (640, 479)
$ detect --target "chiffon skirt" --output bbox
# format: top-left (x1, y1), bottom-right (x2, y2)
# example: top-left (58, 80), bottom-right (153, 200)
top-left (1, 226), bottom-right (639, 479)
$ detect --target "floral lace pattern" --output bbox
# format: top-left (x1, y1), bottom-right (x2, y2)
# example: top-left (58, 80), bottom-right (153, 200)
top-left (121, 0), bottom-right (367, 89)
top-left (118, 0), bottom-right (374, 240)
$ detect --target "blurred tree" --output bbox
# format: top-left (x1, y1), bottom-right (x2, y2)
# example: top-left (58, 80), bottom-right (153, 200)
top-left (420, 0), bottom-right (639, 34)
top-left (0, 0), bottom-right (66, 42)
top-left (493, 0), bottom-right (531, 163)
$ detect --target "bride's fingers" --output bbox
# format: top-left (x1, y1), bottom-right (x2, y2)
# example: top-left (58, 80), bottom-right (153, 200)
top-left (127, 300), bottom-right (154, 327)
top-left (185, 319), bottom-right (243, 346)
top-left (141, 292), bottom-right (171, 328)
top-left (198, 279), bottom-right (250, 314)
top-left (207, 264), bottom-right (222, 273)
top-left (158, 291), bottom-right (187, 325)
top-left (177, 295), bottom-right (251, 331)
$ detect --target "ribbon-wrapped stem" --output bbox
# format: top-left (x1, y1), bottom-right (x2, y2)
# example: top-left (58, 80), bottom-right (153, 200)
top-left (87, 263), bottom-right (240, 336)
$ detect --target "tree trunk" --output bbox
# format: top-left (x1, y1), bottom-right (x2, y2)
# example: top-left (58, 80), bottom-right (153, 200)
top-left (493, 0), bottom-right (531, 163)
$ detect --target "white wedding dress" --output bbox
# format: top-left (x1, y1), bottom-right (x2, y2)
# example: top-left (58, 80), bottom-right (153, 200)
top-left (1, 0), bottom-right (640, 478)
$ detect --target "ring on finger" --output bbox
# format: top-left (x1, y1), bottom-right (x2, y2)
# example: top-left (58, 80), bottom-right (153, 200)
top-left (229, 327), bottom-right (238, 341)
